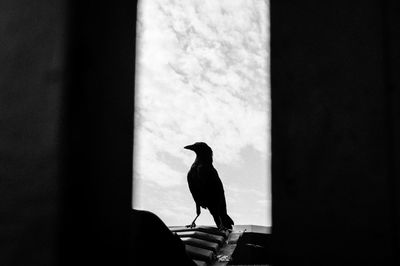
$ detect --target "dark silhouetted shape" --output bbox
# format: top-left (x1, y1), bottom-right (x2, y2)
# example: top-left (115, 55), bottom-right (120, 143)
top-left (184, 142), bottom-right (234, 230)
top-left (229, 232), bottom-right (272, 265)
top-left (129, 209), bottom-right (196, 266)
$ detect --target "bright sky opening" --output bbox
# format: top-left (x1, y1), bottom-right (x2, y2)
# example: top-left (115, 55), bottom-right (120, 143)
top-left (133, 0), bottom-right (270, 226)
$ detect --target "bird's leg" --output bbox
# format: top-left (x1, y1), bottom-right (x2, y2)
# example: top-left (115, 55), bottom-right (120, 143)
top-left (218, 216), bottom-right (224, 231)
top-left (217, 216), bottom-right (229, 232)
top-left (186, 204), bottom-right (201, 228)
top-left (187, 214), bottom-right (199, 228)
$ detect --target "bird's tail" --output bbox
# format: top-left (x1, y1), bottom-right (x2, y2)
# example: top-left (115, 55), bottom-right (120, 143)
top-left (221, 213), bottom-right (234, 230)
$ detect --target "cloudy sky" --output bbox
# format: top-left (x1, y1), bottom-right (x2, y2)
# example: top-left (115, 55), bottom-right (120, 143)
top-left (133, 0), bottom-right (270, 226)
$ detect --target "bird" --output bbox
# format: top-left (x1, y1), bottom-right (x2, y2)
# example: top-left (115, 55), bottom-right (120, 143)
top-left (184, 142), bottom-right (234, 230)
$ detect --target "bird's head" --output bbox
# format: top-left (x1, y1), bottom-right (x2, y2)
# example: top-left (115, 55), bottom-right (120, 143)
top-left (184, 142), bottom-right (213, 161)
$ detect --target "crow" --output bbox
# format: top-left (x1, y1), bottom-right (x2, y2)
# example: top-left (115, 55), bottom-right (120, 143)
top-left (184, 142), bottom-right (234, 230)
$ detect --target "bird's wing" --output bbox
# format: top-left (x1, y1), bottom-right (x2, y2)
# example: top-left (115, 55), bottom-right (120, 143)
top-left (187, 168), bottom-right (204, 206)
top-left (197, 164), bottom-right (225, 205)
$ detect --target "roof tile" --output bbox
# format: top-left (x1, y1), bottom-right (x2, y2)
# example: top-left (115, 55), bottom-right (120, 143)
top-left (185, 245), bottom-right (215, 262)
top-left (181, 237), bottom-right (219, 252)
top-left (170, 226), bottom-right (243, 266)
top-left (193, 259), bottom-right (208, 266)
top-left (176, 231), bottom-right (225, 246)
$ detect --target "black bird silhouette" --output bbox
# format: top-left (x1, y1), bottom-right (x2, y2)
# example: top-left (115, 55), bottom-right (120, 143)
top-left (184, 142), bottom-right (234, 230)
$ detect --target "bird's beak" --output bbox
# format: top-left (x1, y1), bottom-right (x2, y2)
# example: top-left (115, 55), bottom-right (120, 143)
top-left (184, 145), bottom-right (194, 150)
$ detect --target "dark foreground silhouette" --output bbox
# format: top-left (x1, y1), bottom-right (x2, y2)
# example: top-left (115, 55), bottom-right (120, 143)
top-left (129, 209), bottom-right (196, 266)
top-left (184, 142), bottom-right (234, 230)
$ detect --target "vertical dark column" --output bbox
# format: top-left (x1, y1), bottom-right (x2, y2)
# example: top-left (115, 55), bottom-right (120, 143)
top-left (61, 1), bottom-right (136, 265)
top-left (382, 0), bottom-right (400, 262)
top-left (0, 0), bottom-right (65, 265)
top-left (271, 1), bottom-right (395, 264)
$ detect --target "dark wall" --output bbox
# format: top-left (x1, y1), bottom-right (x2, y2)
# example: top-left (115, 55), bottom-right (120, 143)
top-left (0, 1), bottom-right (65, 265)
top-left (1, 1), bottom-right (137, 265)
top-left (271, 1), bottom-right (399, 264)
